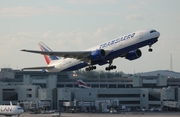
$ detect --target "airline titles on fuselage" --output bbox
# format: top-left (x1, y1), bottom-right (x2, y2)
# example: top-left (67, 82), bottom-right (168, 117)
top-left (0, 107), bottom-right (12, 112)
top-left (99, 32), bottom-right (135, 49)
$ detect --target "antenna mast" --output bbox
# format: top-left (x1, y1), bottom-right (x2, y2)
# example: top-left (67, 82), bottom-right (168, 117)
top-left (170, 54), bottom-right (173, 71)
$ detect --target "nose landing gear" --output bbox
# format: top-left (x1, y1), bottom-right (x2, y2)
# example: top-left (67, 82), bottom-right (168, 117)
top-left (148, 48), bottom-right (153, 52)
top-left (148, 45), bottom-right (153, 52)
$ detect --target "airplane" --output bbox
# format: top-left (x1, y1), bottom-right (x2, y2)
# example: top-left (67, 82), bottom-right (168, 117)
top-left (21, 29), bottom-right (160, 72)
top-left (0, 102), bottom-right (24, 117)
top-left (77, 80), bottom-right (91, 89)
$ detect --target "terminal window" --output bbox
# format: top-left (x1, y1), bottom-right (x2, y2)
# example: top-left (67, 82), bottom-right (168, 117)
top-left (98, 94), bottom-right (140, 98)
top-left (27, 89), bottom-right (32, 91)
top-left (3, 89), bottom-right (15, 91)
top-left (109, 84), bottom-right (116, 88)
top-left (119, 101), bottom-right (140, 104)
top-left (100, 84), bottom-right (107, 88)
top-left (26, 94), bottom-right (32, 98)
top-left (66, 84), bottom-right (73, 87)
top-left (57, 84), bottom-right (64, 88)
top-left (3, 92), bottom-right (18, 101)
top-left (33, 83), bottom-right (46, 88)
top-left (143, 94), bottom-right (145, 97)
top-left (118, 84), bottom-right (125, 88)
top-left (143, 83), bottom-right (156, 88)
top-left (91, 84), bottom-right (99, 88)
top-left (148, 92), bottom-right (160, 101)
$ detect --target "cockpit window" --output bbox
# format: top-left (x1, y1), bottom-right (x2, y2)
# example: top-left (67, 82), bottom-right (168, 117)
top-left (150, 30), bottom-right (157, 33)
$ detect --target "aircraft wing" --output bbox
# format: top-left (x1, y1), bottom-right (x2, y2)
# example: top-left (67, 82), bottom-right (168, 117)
top-left (22, 66), bottom-right (54, 70)
top-left (21, 49), bottom-right (112, 60)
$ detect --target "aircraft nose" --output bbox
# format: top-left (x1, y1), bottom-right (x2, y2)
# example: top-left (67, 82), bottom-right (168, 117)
top-left (156, 31), bottom-right (160, 37)
top-left (20, 108), bottom-right (24, 113)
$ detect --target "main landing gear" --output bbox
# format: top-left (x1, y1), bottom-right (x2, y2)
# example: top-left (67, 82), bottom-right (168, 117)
top-left (105, 60), bottom-right (116, 71)
top-left (85, 66), bottom-right (96, 71)
top-left (105, 65), bottom-right (116, 71)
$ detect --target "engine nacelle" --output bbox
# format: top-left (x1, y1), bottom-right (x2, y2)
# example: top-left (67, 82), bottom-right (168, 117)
top-left (125, 49), bottom-right (142, 60)
top-left (42, 69), bottom-right (47, 73)
top-left (90, 49), bottom-right (106, 61)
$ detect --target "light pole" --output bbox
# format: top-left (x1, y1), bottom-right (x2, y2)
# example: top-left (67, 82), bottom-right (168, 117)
top-left (72, 73), bottom-right (78, 107)
top-left (73, 73), bottom-right (77, 88)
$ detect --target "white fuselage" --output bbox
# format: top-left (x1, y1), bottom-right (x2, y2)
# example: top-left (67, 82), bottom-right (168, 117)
top-left (46, 29), bottom-right (160, 72)
top-left (0, 105), bottom-right (24, 116)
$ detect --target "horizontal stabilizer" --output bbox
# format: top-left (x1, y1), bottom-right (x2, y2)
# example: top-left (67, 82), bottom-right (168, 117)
top-left (22, 66), bottom-right (54, 70)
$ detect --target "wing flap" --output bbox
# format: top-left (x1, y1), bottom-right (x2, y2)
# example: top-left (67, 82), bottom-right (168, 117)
top-left (21, 49), bottom-right (113, 63)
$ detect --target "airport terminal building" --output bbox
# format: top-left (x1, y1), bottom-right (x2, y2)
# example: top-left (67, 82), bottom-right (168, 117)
top-left (0, 68), bottom-right (180, 112)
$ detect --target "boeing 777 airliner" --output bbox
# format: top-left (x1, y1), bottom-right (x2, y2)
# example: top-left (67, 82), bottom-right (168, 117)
top-left (21, 29), bottom-right (160, 72)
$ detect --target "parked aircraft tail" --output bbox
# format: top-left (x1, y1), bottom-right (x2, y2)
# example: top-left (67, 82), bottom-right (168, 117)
top-left (77, 80), bottom-right (91, 89)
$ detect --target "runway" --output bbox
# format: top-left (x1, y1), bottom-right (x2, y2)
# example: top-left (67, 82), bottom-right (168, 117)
top-left (0, 112), bottom-right (180, 117)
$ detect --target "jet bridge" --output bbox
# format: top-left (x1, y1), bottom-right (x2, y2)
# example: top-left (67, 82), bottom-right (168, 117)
top-left (163, 101), bottom-right (179, 108)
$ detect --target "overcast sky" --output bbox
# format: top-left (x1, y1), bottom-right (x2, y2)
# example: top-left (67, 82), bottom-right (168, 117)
top-left (0, 0), bottom-right (180, 73)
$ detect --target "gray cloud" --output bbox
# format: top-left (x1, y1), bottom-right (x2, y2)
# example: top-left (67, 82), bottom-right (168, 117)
top-left (0, 6), bottom-right (121, 17)
top-left (140, 0), bottom-right (147, 5)
top-left (127, 5), bottom-right (139, 10)
top-left (126, 14), bottom-right (144, 20)
top-left (67, 0), bottom-right (118, 5)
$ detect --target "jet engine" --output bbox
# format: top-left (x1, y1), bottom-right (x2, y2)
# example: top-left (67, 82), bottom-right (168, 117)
top-left (125, 49), bottom-right (142, 60)
top-left (90, 49), bottom-right (106, 61)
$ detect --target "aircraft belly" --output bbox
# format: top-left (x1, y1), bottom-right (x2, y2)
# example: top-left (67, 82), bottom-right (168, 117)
top-left (62, 61), bottom-right (88, 71)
